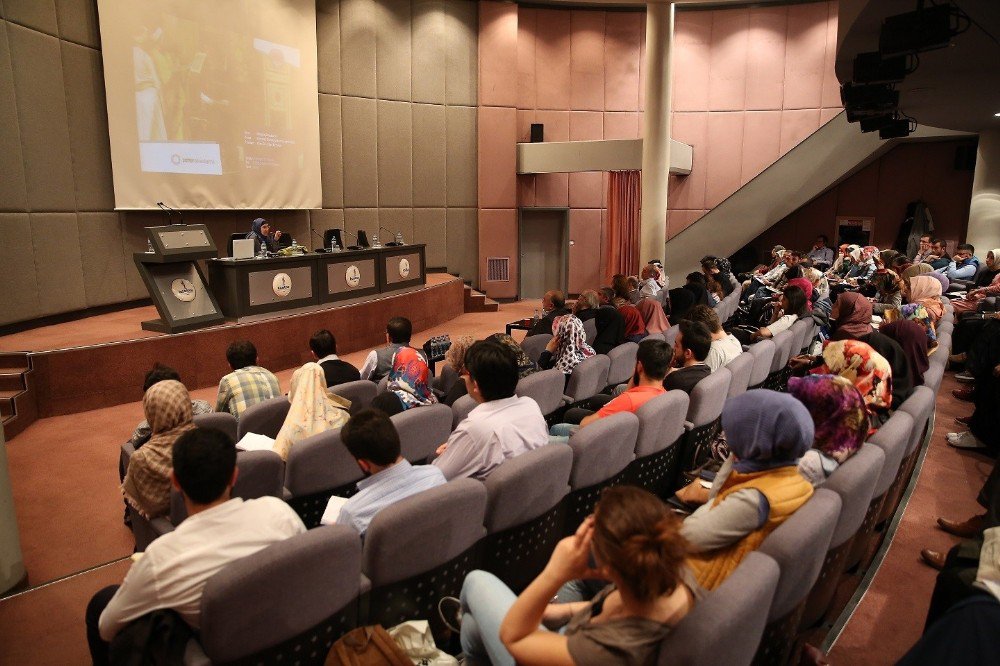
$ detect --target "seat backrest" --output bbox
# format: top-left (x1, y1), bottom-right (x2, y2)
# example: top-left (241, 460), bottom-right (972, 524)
top-left (869, 410), bottom-right (914, 497)
top-left (391, 404), bottom-right (454, 462)
top-left (520, 334), bottom-right (551, 364)
top-left (657, 552), bottom-right (780, 666)
top-left (758, 488), bottom-right (841, 620)
top-left (922, 364), bottom-right (944, 393)
top-left (664, 325), bottom-right (680, 346)
top-left (635, 390), bottom-right (689, 458)
top-left (483, 445), bottom-right (572, 533)
top-left (451, 393), bottom-right (477, 428)
top-left (330, 380), bottom-right (378, 416)
top-left (686, 367), bottom-right (732, 428)
top-left (193, 412), bottom-right (238, 443)
top-left (583, 318), bottom-right (598, 346)
top-left (645, 332), bottom-right (665, 342)
top-left (284, 427), bottom-right (362, 498)
top-left (199, 525), bottom-right (361, 663)
top-left (434, 364), bottom-right (460, 396)
top-left (898, 386), bottom-right (935, 456)
top-left (747, 339), bottom-right (776, 387)
top-left (516, 368), bottom-right (566, 416)
top-left (568, 411), bottom-right (638, 489)
top-left (363, 477), bottom-right (486, 586)
top-left (236, 396), bottom-right (291, 440)
top-left (790, 318), bottom-right (813, 353)
top-left (768, 330), bottom-right (795, 373)
top-left (605, 342), bottom-right (639, 387)
top-left (724, 352), bottom-right (754, 398)
top-left (564, 354), bottom-right (611, 403)
top-left (823, 443), bottom-right (885, 547)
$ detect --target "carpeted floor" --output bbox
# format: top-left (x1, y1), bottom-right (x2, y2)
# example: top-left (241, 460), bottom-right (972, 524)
top-left (0, 302), bottom-right (987, 664)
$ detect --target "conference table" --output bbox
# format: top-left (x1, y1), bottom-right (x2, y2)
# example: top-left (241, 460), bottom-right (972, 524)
top-left (208, 244), bottom-right (426, 320)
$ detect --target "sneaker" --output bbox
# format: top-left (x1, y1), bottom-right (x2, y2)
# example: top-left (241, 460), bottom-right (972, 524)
top-left (955, 372), bottom-right (975, 384)
top-left (947, 431), bottom-right (964, 444)
top-left (947, 431), bottom-right (988, 450)
top-left (438, 596), bottom-right (463, 634)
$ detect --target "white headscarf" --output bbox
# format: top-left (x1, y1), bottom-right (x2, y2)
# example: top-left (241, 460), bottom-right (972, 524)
top-left (273, 362), bottom-right (351, 461)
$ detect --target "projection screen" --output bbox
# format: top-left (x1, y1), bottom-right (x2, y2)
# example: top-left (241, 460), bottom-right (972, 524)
top-left (96, 0), bottom-right (322, 210)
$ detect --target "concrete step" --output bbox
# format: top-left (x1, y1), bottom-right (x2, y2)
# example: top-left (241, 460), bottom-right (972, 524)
top-left (463, 285), bottom-right (499, 313)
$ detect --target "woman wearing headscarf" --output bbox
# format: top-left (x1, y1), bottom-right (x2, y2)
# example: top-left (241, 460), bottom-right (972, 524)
top-left (539, 314), bottom-right (595, 379)
top-left (952, 249), bottom-right (1000, 314)
top-left (122, 380), bottom-right (196, 519)
top-left (811, 339), bottom-right (893, 430)
top-left (246, 217), bottom-right (282, 254)
top-left (487, 333), bottom-right (539, 380)
top-left (827, 244), bottom-right (854, 279)
top-left (273, 362), bottom-right (351, 460)
top-left (636, 298), bottom-right (670, 334)
top-left (900, 262), bottom-right (933, 286)
top-left (905, 274), bottom-right (945, 323)
top-left (789, 375), bottom-right (868, 487)
top-left (369, 347), bottom-right (437, 417)
top-left (881, 320), bottom-right (930, 386)
top-left (869, 255), bottom-right (903, 315)
top-left (679, 390), bottom-right (814, 590)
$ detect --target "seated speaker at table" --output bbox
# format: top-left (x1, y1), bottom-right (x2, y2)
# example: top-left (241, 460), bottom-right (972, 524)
top-left (246, 218), bottom-right (283, 254)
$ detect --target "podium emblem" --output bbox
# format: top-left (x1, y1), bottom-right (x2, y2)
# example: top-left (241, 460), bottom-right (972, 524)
top-left (170, 278), bottom-right (196, 302)
top-left (272, 273), bottom-right (292, 297)
top-left (398, 258), bottom-right (410, 278)
top-left (346, 265), bottom-right (362, 288)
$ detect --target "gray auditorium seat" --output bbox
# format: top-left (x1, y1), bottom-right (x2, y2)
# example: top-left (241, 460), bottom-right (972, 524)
top-left (236, 396), bottom-right (291, 440)
top-left (329, 380), bottom-right (377, 415)
top-left (625, 390), bottom-right (689, 497)
top-left (192, 412), bottom-right (238, 442)
top-left (563, 354), bottom-right (610, 404)
top-left (516, 368), bottom-right (566, 416)
top-left (284, 428), bottom-right (363, 528)
top-left (564, 411), bottom-right (638, 534)
top-left (391, 403), bottom-right (453, 463)
top-left (519, 334), bottom-right (551, 364)
top-left (679, 367), bottom-right (732, 474)
top-left (605, 342), bottom-right (639, 388)
top-left (582, 318), bottom-right (598, 346)
top-left (451, 393), bottom-right (477, 428)
top-left (747, 339), bottom-right (776, 389)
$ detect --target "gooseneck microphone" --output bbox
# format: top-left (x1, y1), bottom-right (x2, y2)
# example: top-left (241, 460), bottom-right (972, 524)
top-left (156, 202), bottom-right (184, 225)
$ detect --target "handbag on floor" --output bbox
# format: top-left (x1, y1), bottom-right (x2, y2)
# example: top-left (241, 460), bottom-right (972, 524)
top-left (326, 625), bottom-right (412, 666)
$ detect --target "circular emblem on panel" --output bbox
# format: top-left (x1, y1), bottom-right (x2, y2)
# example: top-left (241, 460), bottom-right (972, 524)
top-left (170, 278), bottom-right (196, 302)
top-left (346, 265), bottom-right (362, 288)
top-left (272, 273), bottom-right (292, 297)
top-left (398, 258), bottom-right (410, 278)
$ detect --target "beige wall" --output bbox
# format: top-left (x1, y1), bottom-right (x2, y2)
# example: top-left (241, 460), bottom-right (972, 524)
top-left (0, 0), bottom-right (479, 327)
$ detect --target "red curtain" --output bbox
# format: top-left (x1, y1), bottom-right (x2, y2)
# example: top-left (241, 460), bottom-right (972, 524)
top-left (606, 170), bottom-right (641, 280)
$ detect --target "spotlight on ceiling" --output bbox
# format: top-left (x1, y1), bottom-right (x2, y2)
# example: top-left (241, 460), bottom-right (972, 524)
top-left (879, 117), bottom-right (917, 140)
top-left (853, 51), bottom-right (916, 85)
top-left (879, 4), bottom-right (960, 58)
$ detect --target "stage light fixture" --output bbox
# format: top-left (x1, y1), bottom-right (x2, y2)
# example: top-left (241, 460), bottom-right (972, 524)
top-left (853, 51), bottom-right (915, 85)
top-left (879, 4), bottom-right (959, 57)
top-left (859, 115), bottom-right (896, 133)
top-left (879, 117), bottom-right (916, 140)
top-left (841, 82), bottom-right (899, 109)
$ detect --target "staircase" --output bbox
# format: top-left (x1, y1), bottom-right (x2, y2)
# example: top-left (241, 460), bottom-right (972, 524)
top-left (663, 112), bottom-right (973, 285)
top-left (0, 352), bottom-right (36, 440)
top-left (464, 283), bottom-right (499, 313)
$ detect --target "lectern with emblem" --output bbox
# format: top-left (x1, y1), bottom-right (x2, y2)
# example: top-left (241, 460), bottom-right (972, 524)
top-left (133, 225), bottom-right (225, 333)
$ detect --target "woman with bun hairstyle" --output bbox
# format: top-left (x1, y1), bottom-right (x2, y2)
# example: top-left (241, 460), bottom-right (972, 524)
top-left (457, 486), bottom-right (701, 665)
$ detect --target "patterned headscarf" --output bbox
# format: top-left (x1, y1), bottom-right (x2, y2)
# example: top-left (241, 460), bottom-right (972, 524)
top-left (861, 245), bottom-right (880, 262)
top-left (832, 292), bottom-right (873, 340)
top-left (444, 336), bottom-right (475, 375)
top-left (274, 362), bottom-right (351, 460)
top-left (788, 374), bottom-right (868, 462)
top-left (900, 303), bottom-right (938, 343)
top-left (487, 333), bottom-right (539, 379)
top-left (721, 390), bottom-right (815, 473)
top-left (814, 340), bottom-right (893, 415)
top-left (551, 314), bottom-right (595, 374)
top-left (848, 245), bottom-right (863, 262)
top-left (907, 274), bottom-right (944, 322)
top-left (122, 380), bottom-right (195, 519)
top-left (385, 347), bottom-right (437, 411)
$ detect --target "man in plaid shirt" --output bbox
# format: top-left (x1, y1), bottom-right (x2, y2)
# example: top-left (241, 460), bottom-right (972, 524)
top-left (215, 340), bottom-right (281, 418)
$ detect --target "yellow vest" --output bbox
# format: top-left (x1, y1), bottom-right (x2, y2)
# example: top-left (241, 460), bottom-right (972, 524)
top-left (688, 467), bottom-right (814, 591)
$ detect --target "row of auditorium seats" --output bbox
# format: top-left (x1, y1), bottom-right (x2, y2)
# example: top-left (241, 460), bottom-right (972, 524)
top-left (119, 294), bottom-right (953, 665)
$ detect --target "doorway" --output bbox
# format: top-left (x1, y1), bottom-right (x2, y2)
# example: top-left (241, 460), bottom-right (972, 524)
top-left (519, 208), bottom-right (569, 300)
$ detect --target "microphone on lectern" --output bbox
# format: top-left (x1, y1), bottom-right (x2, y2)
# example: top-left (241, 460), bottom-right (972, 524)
top-left (156, 202), bottom-right (184, 225)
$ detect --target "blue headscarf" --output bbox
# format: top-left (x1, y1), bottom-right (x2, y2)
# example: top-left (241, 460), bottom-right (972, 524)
top-left (250, 218), bottom-right (267, 242)
top-left (722, 390), bottom-right (814, 473)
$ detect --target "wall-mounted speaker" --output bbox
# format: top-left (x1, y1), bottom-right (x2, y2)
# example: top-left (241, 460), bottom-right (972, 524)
top-left (530, 123), bottom-right (544, 143)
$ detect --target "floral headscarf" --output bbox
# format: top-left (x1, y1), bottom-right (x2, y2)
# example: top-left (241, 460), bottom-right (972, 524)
top-left (813, 340), bottom-right (893, 416)
top-left (274, 362), bottom-right (351, 461)
top-left (551, 314), bottom-right (595, 374)
top-left (444, 336), bottom-right (475, 375)
top-left (488, 333), bottom-right (539, 379)
top-left (788, 374), bottom-right (868, 462)
top-left (900, 303), bottom-right (938, 343)
top-left (385, 347), bottom-right (437, 411)
top-left (122, 380), bottom-right (195, 519)
top-left (861, 246), bottom-right (880, 262)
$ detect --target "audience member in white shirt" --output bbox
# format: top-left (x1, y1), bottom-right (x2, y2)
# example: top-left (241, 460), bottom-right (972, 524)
top-left (753, 284), bottom-right (810, 341)
top-left (688, 305), bottom-right (743, 372)
top-left (638, 264), bottom-right (661, 299)
top-left (433, 340), bottom-right (548, 480)
top-left (86, 428), bottom-right (305, 665)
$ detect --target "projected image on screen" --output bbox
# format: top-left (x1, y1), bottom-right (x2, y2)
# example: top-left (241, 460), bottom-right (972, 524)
top-left (98, 0), bottom-right (321, 210)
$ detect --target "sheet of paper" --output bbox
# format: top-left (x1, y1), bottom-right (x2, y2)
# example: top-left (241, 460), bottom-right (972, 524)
top-left (320, 495), bottom-right (350, 525)
top-left (235, 432), bottom-right (276, 452)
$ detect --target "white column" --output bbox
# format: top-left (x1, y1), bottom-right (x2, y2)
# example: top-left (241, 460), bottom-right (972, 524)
top-left (640, 2), bottom-right (674, 269)
top-left (967, 129), bottom-right (1000, 252)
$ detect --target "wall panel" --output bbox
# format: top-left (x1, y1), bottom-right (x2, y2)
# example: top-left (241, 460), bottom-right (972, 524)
top-left (412, 103), bottom-right (447, 207)
top-left (78, 211), bottom-right (126, 307)
top-left (0, 213), bottom-right (40, 325)
top-left (413, 208), bottom-right (447, 267)
top-left (445, 0), bottom-right (477, 106)
top-left (54, 0), bottom-right (100, 49)
top-left (377, 100), bottom-right (414, 207)
top-left (446, 104), bottom-right (477, 207)
top-left (412, 0), bottom-right (447, 104)
top-left (317, 0), bottom-right (343, 95)
top-left (4, 0), bottom-right (58, 36)
top-left (340, 0), bottom-right (378, 98)
top-left (60, 41), bottom-right (114, 211)
top-left (375, 0), bottom-right (412, 101)
top-left (318, 94), bottom-right (345, 209)
top-left (30, 213), bottom-right (87, 315)
top-left (447, 207), bottom-right (478, 279)
top-left (342, 96), bottom-right (379, 207)
top-left (0, 24), bottom-right (28, 211)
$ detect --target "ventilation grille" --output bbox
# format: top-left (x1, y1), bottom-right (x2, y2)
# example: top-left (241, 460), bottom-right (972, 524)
top-left (487, 257), bottom-right (510, 282)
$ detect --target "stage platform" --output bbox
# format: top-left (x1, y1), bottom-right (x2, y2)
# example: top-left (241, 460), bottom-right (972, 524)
top-left (0, 274), bottom-right (464, 437)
